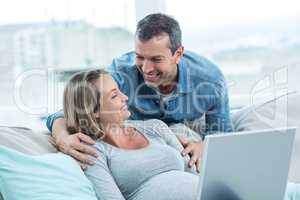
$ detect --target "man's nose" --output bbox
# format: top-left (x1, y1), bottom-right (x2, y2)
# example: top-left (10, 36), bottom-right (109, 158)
top-left (141, 60), bottom-right (154, 74)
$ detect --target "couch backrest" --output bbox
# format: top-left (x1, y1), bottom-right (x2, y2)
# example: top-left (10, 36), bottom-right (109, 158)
top-left (0, 126), bottom-right (57, 155)
top-left (231, 92), bottom-right (300, 182)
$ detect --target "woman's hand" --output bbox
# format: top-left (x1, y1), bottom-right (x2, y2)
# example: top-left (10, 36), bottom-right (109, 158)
top-left (177, 136), bottom-right (203, 173)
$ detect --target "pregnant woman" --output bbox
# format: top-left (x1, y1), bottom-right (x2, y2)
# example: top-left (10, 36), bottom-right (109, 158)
top-left (63, 69), bottom-right (199, 200)
top-left (62, 69), bottom-right (299, 200)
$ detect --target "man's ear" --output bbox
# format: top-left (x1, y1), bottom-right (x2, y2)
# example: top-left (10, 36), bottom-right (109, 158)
top-left (174, 46), bottom-right (184, 64)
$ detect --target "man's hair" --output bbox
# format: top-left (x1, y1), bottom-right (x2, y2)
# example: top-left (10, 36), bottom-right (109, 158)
top-left (136, 13), bottom-right (182, 54)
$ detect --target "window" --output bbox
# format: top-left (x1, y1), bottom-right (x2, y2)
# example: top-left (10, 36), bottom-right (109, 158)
top-left (166, 0), bottom-right (300, 108)
top-left (0, 0), bottom-right (299, 129)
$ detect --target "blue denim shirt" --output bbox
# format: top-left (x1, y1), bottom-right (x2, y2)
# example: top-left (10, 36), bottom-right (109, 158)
top-left (46, 50), bottom-right (232, 134)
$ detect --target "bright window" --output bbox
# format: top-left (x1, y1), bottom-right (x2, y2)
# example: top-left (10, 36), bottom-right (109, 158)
top-left (0, 0), bottom-right (299, 129)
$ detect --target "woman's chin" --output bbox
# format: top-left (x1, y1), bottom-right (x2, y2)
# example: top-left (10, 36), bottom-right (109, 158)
top-left (123, 110), bottom-right (131, 120)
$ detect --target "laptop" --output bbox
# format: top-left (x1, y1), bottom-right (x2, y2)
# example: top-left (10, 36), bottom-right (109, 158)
top-left (197, 127), bottom-right (296, 200)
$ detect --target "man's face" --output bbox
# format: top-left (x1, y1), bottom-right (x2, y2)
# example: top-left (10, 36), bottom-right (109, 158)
top-left (134, 34), bottom-right (183, 88)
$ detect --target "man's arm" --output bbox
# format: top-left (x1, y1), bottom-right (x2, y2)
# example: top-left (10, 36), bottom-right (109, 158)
top-left (51, 117), bottom-right (68, 144)
top-left (205, 81), bottom-right (233, 134)
top-left (46, 110), bottom-right (64, 132)
top-left (46, 112), bottom-right (98, 166)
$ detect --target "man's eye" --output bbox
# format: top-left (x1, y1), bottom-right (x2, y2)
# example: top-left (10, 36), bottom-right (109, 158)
top-left (152, 59), bottom-right (162, 63)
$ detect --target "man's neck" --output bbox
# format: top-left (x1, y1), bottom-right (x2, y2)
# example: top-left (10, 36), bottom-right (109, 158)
top-left (158, 64), bottom-right (179, 95)
top-left (158, 83), bottom-right (177, 95)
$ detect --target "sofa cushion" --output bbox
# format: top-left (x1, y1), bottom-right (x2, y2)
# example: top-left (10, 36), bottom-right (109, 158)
top-left (0, 146), bottom-right (97, 200)
top-left (0, 126), bottom-right (57, 200)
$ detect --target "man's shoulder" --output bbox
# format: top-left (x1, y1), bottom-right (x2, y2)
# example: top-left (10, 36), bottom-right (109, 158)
top-left (109, 51), bottom-right (136, 71)
top-left (108, 51), bottom-right (140, 87)
top-left (182, 50), bottom-right (226, 86)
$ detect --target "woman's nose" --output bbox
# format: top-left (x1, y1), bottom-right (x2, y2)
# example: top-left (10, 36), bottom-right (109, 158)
top-left (121, 92), bottom-right (128, 101)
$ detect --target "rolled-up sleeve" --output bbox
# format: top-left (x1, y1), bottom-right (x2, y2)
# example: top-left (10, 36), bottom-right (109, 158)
top-left (46, 110), bottom-right (64, 132)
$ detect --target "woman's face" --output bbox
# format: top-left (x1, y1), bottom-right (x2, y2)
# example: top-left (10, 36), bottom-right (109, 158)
top-left (94, 74), bottom-right (130, 125)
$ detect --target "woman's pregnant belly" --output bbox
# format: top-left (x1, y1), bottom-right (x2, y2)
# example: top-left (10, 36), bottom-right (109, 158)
top-left (128, 170), bottom-right (199, 200)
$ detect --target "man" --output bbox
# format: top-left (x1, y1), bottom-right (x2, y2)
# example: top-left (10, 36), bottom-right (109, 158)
top-left (46, 13), bottom-right (232, 169)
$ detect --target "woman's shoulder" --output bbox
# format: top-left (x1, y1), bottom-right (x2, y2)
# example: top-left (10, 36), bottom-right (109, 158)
top-left (126, 118), bottom-right (167, 126)
top-left (93, 140), bottom-right (113, 158)
top-left (126, 119), bottom-right (172, 138)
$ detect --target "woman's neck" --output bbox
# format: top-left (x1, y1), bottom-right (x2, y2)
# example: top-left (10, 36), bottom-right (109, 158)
top-left (101, 122), bottom-right (134, 148)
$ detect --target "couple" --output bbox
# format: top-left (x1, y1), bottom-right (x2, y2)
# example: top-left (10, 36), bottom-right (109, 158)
top-left (48, 13), bottom-right (230, 199)
top-left (47, 13), bottom-right (299, 199)
top-left (61, 69), bottom-right (299, 200)
top-left (47, 13), bottom-right (232, 170)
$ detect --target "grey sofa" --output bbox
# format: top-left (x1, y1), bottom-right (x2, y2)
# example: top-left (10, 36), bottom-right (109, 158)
top-left (231, 92), bottom-right (300, 182)
top-left (0, 92), bottom-right (299, 199)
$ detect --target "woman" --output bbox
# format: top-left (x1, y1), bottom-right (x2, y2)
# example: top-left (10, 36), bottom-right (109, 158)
top-left (63, 69), bottom-right (299, 200)
top-left (63, 69), bottom-right (199, 200)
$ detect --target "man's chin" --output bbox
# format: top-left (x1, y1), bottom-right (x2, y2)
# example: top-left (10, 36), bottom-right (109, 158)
top-left (145, 80), bottom-right (160, 89)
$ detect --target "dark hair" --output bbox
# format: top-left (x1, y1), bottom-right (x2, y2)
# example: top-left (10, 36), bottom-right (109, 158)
top-left (136, 13), bottom-right (182, 54)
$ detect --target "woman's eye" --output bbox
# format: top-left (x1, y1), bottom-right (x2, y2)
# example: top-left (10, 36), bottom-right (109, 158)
top-left (112, 94), bottom-right (117, 99)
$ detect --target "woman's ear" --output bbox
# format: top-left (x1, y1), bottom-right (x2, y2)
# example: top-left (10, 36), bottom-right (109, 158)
top-left (94, 111), bottom-right (101, 119)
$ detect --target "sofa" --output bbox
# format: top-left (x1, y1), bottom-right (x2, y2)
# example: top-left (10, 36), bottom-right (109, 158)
top-left (231, 92), bottom-right (300, 182)
top-left (0, 92), bottom-right (299, 199)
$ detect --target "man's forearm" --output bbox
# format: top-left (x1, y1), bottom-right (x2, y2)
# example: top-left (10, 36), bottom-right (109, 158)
top-left (48, 115), bottom-right (98, 164)
top-left (52, 118), bottom-right (69, 144)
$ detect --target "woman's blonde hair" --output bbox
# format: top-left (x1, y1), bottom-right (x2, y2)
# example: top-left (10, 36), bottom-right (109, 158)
top-left (63, 69), bottom-right (108, 140)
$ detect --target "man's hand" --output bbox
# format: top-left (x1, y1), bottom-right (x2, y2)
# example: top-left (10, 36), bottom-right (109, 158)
top-left (51, 118), bottom-right (98, 170)
top-left (56, 132), bottom-right (98, 168)
top-left (177, 136), bottom-right (203, 173)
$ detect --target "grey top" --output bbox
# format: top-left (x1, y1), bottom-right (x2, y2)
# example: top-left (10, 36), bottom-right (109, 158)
top-left (84, 119), bottom-right (199, 200)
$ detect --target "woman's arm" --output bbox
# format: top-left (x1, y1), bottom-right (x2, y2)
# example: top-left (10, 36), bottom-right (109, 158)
top-left (84, 146), bottom-right (125, 200)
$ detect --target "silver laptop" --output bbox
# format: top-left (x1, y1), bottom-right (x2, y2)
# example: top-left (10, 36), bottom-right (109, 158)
top-left (197, 127), bottom-right (296, 200)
